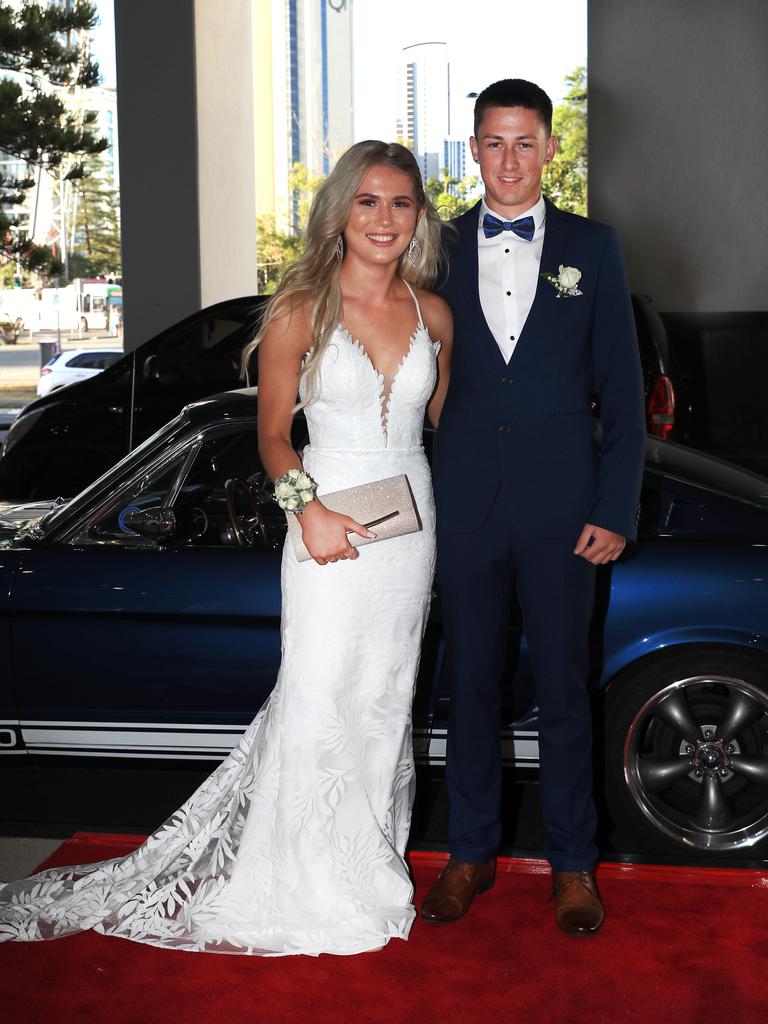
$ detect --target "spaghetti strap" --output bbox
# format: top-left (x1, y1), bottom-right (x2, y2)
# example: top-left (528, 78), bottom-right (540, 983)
top-left (403, 281), bottom-right (425, 329)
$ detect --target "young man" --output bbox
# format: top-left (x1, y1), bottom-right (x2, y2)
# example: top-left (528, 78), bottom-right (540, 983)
top-left (425, 79), bottom-right (646, 935)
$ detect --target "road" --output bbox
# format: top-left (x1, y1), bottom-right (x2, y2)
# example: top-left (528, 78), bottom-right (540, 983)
top-left (0, 332), bottom-right (123, 390)
top-left (0, 345), bottom-right (55, 371)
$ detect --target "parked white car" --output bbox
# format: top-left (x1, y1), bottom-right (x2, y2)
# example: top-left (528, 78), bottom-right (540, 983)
top-left (37, 347), bottom-right (123, 397)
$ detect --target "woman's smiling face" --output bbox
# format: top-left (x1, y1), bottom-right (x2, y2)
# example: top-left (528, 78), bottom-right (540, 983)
top-left (343, 164), bottom-right (421, 266)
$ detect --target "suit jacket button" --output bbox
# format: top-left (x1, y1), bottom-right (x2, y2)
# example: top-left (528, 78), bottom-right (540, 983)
top-left (498, 424), bottom-right (509, 432)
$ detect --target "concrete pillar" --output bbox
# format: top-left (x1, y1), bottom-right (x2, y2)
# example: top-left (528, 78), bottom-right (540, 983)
top-left (588, 0), bottom-right (768, 312)
top-left (194, 0), bottom-right (260, 309)
top-left (114, 0), bottom-right (200, 350)
top-left (114, 0), bottom-right (261, 350)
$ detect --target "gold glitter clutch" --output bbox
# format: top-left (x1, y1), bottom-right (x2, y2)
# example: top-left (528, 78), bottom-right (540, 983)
top-left (286, 473), bottom-right (422, 562)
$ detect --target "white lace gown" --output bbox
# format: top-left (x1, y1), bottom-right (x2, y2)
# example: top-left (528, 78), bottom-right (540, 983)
top-left (0, 286), bottom-right (439, 956)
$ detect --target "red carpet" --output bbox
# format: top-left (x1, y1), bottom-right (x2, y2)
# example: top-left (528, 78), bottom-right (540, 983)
top-left (1, 833), bottom-right (766, 1024)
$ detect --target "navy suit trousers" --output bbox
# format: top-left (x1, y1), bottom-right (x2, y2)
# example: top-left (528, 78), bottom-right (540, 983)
top-left (437, 478), bottom-right (598, 871)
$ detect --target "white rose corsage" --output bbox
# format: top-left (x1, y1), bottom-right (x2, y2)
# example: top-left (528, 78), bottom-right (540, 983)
top-left (541, 264), bottom-right (583, 298)
top-left (274, 468), bottom-right (318, 514)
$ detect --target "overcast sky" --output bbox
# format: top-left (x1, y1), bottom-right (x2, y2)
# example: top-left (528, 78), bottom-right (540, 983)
top-left (90, 0), bottom-right (587, 143)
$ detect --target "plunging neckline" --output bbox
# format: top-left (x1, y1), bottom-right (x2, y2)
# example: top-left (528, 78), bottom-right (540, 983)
top-left (336, 322), bottom-right (421, 382)
top-left (336, 323), bottom-right (425, 440)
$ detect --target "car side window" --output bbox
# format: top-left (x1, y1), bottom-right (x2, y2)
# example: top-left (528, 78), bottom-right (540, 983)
top-left (78, 424), bottom-right (285, 550)
top-left (139, 314), bottom-right (254, 391)
top-left (636, 476), bottom-right (704, 540)
top-left (82, 454), bottom-right (193, 545)
top-left (67, 352), bottom-right (117, 370)
top-left (83, 353), bottom-right (121, 370)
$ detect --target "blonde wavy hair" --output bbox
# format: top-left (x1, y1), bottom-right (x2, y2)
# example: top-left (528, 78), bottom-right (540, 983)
top-left (241, 140), bottom-right (442, 406)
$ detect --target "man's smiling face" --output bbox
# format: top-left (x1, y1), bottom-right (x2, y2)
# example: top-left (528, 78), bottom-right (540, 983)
top-left (470, 105), bottom-right (558, 217)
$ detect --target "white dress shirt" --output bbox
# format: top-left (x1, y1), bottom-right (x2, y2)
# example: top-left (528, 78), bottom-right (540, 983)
top-left (477, 194), bottom-right (547, 363)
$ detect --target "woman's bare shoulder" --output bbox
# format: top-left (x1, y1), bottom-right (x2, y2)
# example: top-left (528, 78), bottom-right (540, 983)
top-left (261, 295), bottom-right (314, 353)
top-left (413, 288), bottom-right (452, 335)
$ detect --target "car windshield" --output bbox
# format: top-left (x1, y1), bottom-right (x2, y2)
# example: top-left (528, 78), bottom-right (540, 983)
top-left (647, 438), bottom-right (768, 508)
top-left (37, 414), bottom-right (186, 533)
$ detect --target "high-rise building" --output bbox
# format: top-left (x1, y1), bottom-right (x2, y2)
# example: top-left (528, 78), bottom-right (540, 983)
top-left (396, 41), bottom-right (456, 182)
top-left (254, 0), bottom-right (354, 232)
top-left (443, 138), bottom-right (466, 182)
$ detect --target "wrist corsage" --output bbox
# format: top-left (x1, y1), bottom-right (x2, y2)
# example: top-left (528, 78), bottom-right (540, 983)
top-left (274, 468), bottom-right (318, 514)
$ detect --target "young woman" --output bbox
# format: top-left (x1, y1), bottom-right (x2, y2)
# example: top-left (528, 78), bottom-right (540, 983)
top-left (0, 141), bottom-right (452, 956)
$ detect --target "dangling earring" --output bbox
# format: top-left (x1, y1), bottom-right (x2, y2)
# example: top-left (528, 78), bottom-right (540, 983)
top-left (407, 236), bottom-right (422, 266)
top-left (335, 234), bottom-right (344, 263)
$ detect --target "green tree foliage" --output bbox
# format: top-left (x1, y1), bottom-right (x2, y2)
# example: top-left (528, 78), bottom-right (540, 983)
top-left (0, 1), bottom-right (106, 278)
top-left (68, 153), bottom-right (120, 277)
top-left (256, 163), bottom-right (324, 293)
top-left (425, 169), bottom-right (480, 221)
top-left (256, 214), bottom-right (303, 294)
top-left (543, 66), bottom-right (587, 216)
top-left (0, 0), bottom-right (100, 85)
top-left (288, 162), bottom-right (324, 231)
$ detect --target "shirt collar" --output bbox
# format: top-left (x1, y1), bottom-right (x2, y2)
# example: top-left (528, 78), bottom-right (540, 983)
top-left (478, 194), bottom-right (547, 244)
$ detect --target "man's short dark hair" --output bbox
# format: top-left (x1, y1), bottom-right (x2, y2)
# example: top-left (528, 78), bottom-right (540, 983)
top-left (473, 79), bottom-right (553, 137)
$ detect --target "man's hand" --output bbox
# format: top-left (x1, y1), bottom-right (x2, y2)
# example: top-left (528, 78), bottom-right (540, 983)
top-left (573, 523), bottom-right (626, 565)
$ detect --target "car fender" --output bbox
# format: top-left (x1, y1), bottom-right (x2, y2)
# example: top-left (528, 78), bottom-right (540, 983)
top-left (600, 626), bottom-right (768, 691)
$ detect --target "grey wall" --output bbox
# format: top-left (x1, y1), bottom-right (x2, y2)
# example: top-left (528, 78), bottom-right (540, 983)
top-left (588, 0), bottom-right (768, 312)
top-left (114, 0), bottom-right (200, 350)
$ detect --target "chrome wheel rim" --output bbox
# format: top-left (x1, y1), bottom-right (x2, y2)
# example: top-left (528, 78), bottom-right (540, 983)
top-left (624, 675), bottom-right (768, 850)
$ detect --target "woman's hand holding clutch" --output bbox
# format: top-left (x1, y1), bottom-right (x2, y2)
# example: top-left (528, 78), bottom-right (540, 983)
top-left (298, 503), bottom-right (375, 566)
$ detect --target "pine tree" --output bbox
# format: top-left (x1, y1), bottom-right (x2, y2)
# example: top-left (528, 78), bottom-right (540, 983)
top-left (68, 152), bottom-right (121, 277)
top-left (0, 1), bottom-right (106, 278)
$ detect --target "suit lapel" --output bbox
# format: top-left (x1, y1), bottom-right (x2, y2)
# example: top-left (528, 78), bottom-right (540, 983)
top-left (507, 196), bottom-right (569, 368)
top-left (452, 202), bottom-right (507, 368)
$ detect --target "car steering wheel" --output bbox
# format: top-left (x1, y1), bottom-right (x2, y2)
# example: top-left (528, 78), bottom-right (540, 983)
top-left (225, 477), bottom-right (269, 548)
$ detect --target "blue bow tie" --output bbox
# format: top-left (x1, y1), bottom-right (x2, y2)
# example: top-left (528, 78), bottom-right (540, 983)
top-left (482, 212), bottom-right (535, 241)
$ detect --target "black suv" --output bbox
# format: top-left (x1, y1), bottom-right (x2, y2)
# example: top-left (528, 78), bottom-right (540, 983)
top-left (0, 293), bottom-right (684, 501)
top-left (0, 297), bottom-right (267, 500)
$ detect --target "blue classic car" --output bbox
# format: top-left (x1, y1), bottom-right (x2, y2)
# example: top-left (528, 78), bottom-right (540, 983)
top-left (1, 390), bottom-right (767, 857)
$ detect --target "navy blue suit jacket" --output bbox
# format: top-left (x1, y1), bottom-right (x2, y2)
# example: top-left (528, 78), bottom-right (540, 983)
top-left (432, 198), bottom-right (646, 541)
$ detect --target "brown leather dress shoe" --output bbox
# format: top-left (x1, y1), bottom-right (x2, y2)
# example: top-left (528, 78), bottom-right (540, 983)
top-left (551, 870), bottom-right (605, 936)
top-left (420, 856), bottom-right (496, 924)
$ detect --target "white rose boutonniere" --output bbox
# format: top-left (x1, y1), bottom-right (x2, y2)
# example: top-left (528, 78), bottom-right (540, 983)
top-left (541, 264), bottom-right (583, 298)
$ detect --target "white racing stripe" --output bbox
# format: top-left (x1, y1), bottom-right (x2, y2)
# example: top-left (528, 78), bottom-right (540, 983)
top-left (19, 721), bottom-right (541, 766)
top-left (21, 719), bottom-right (250, 731)
top-left (413, 728), bottom-right (539, 767)
top-left (22, 728), bottom-right (242, 752)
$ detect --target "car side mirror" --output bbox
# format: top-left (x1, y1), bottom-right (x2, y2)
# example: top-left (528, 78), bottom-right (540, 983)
top-left (121, 506), bottom-right (177, 540)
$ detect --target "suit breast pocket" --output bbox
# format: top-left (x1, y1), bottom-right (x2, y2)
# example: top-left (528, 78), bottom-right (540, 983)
top-left (542, 285), bottom-right (593, 331)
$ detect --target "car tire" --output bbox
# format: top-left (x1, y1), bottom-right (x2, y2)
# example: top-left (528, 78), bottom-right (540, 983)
top-left (604, 647), bottom-right (768, 855)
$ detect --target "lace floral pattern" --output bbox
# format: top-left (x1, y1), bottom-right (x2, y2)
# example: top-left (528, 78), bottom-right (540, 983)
top-left (0, 303), bottom-right (439, 957)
